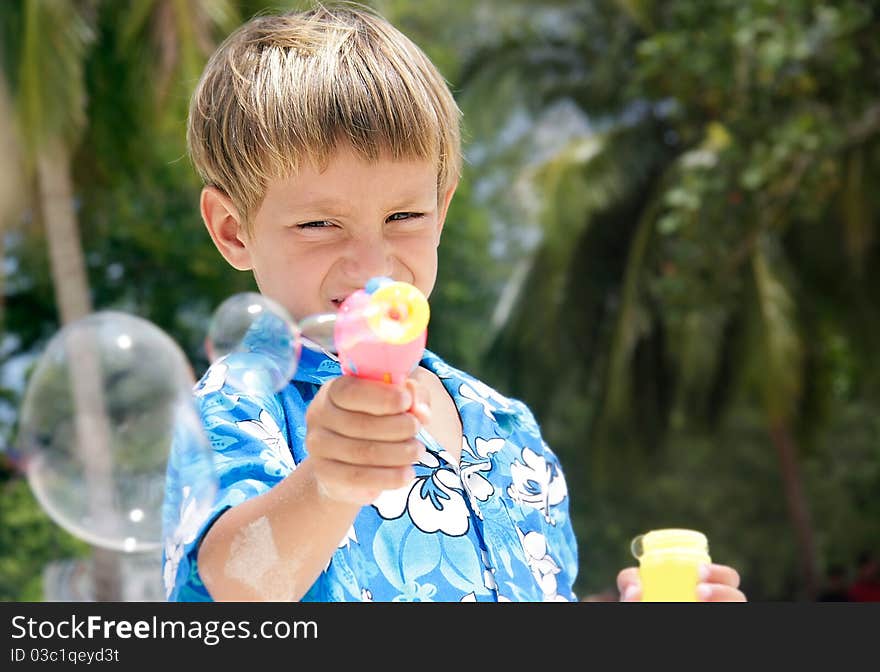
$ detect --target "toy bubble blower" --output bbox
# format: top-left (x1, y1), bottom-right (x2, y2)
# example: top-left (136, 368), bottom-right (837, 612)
top-left (330, 277), bottom-right (429, 384)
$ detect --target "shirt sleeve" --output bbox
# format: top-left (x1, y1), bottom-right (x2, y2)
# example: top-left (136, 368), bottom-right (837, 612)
top-left (541, 438), bottom-right (580, 601)
top-left (508, 398), bottom-right (580, 602)
top-left (161, 357), bottom-right (296, 601)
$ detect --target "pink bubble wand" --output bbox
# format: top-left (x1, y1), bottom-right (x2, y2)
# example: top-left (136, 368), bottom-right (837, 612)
top-left (331, 276), bottom-right (429, 385)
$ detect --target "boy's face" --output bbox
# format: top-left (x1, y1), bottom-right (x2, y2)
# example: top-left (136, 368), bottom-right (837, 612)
top-left (202, 143), bottom-right (456, 322)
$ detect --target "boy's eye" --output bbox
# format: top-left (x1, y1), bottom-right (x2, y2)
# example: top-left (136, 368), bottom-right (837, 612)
top-left (387, 212), bottom-right (423, 222)
top-left (297, 221), bottom-right (333, 229)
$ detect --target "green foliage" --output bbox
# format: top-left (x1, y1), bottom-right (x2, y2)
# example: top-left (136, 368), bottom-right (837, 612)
top-left (466, 0), bottom-right (880, 599)
top-left (429, 173), bottom-right (499, 371)
top-left (0, 464), bottom-right (89, 601)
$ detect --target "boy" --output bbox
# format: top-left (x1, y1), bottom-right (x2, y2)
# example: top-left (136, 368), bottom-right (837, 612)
top-left (162, 3), bottom-right (745, 602)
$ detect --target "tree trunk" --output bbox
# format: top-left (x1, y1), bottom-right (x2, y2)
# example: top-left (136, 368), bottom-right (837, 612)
top-left (768, 420), bottom-right (819, 600)
top-left (0, 75), bottom-right (20, 329)
top-left (36, 137), bottom-right (123, 602)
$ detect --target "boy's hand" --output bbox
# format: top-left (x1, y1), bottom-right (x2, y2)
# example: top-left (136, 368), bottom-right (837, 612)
top-left (616, 563), bottom-right (747, 602)
top-left (305, 375), bottom-right (431, 506)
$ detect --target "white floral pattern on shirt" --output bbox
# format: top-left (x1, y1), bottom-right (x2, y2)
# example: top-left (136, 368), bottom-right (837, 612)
top-left (508, 445), bottom-right (567, 524)
top-left (371, 451), bottom-right (470, 536)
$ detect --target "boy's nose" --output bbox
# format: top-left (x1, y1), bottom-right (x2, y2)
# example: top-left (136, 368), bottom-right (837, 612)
top-left (342, 235), bottom-right (394, 284)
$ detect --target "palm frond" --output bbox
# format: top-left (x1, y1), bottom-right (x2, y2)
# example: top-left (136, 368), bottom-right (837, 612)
top-left (751, 238), bottom-right (804, 423)
top-left (18, 0), bottom-right (94, 157)
top-left (840, 147), bottom-right (873, 275)
top-left (0, 70), bottom-right (24, 227)
top-left (488, 121), bottom-right (663, 346)
top-left (601, 161), bottom-right (674, 423)
top-left (117, 0), bottom-right (239, 111)
top-left (485, 120), bottom-right (671, 434)
top-left (117, 0), bottom-right (157, 51)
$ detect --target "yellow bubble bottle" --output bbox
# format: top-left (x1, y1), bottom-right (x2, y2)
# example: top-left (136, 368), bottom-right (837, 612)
top-left (631, 529), bottom-right (710, 602)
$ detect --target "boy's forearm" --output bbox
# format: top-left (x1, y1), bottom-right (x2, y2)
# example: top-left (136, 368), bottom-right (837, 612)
top-left (196, 458), bottom-right (361, 601)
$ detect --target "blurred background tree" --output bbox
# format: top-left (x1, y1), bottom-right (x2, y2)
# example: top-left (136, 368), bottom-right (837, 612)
top-left (465, 0), bottom-right (880, 601)
top-left (1, 0), bottom-right (877, 601)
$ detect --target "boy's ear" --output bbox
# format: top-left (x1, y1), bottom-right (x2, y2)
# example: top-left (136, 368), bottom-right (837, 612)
top-left (200, 187), bottom-right (252, 271)
top-left (435, 181), bottom-right (458, 243)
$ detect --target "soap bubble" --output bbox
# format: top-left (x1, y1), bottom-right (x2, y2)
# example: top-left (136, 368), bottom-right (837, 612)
top-left (14, 311), bottom-right (217, 554)
top-left (299, 312), bottom-right (338, 353)
top-left (206, 292), bottom-right (301, 393)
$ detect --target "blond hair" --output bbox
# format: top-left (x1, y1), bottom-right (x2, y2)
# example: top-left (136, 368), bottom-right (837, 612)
top-left (187, 3), bottom-right (462, 229)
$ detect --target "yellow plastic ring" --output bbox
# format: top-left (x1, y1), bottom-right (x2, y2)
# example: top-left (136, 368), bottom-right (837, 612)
top-left (366, 282), bottom-right (430, 344)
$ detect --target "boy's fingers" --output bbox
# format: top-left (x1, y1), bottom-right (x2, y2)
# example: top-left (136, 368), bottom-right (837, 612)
top-left (319, 406), bottom-right (421, 442)
top-left (700, 563), bottom-right (741, 589)
top-left (621, 585), bottom-right (642, 602)
top-left (616, 567), bottom-right (640, 596)
top-left (327, 375), bottom-right (413, 415)
top-left (616, 564), bottom-right (746, 602)
top-left (306, 427), bottom-right (423, 466)
top-left (697, 583), bottom-right (747, 602)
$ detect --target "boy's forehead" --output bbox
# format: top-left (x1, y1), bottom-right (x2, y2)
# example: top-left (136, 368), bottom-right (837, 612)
top-left (263, 152), bottom-right (440, 210)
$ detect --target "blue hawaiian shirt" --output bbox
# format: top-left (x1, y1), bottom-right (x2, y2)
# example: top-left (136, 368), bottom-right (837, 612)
top-left (162, 342), bottom-right (579, 602)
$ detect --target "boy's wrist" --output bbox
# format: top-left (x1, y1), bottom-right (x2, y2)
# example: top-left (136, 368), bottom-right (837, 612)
top-left (297, 456), bottom-right (364, 515)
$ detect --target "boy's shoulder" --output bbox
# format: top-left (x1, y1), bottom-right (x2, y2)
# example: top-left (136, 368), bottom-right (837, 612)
top-left (192, 353), bottom-right (288, 420)
top-left (420, 349), bottom-right (541, 426)
top-left (193, 341), bottom-right (337, 398)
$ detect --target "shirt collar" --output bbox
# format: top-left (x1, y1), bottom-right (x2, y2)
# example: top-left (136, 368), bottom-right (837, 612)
top-left (293, 339), bottom-right (343, 384)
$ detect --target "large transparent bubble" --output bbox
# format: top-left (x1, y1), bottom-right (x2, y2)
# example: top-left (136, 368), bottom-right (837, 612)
top-left (298, 312), bottom-right (338, 353)
top-left (206, 292), bottom-right (302, 393)
top-left (14, 311), bottom-right (217, 554)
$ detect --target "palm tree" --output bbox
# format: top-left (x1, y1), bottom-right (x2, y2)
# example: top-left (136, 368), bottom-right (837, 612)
top-left (11, 0), bottom-right (128, 601)
top-left (5, 0), bottom-right (239, 600)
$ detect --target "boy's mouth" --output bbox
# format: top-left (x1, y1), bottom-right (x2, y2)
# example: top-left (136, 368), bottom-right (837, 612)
top-left (331, 290), bottom-right (359, 309)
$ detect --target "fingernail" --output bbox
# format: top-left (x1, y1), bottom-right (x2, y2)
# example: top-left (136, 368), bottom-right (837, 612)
top-left (415, 402), bottom-right (431, 418)
top-left (623, 585), bottom-right (639, 602)
top-left (697, 584), bottom-right (712, 601)
top-left (698, 564), bottom-right (710, 581)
